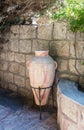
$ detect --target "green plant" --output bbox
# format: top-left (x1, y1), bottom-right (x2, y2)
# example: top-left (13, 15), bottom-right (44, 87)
top-left (52, 0), bottom-right (84, 32)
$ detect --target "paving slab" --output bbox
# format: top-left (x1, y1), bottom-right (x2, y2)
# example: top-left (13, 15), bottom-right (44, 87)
top-left (0, 88), bottom-right (57, 130)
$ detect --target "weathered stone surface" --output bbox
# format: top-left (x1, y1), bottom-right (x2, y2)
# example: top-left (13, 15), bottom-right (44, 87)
top-left (69, 60), bottom-right (78, 74)
top-left (57, 59), bottom-right (68, 72)
top-left (6, 52), bottom-right (15, 61)
top-left (79, 77), bottom-right (84, 84)
top-left (14, 75), bottom-right (25, 87)
top-left (76, 32), bottom-right (84, 41)
top-left (57, 80), bottom-right (84, 129)
top-left (17, 87), bottom-right (29, 97)
top-left (69, 42), bottom-right (76, 58)
top-left (26, 78), bottom-right (30, 89)
top-left (19, 65), bottom-right (25, 76)
top-left (20, 25), bottom-right (36, 39)
top-left (9, 83), bottom-right (17, 92)
top-left (2, 42), bottom-right (9, 51)
top-left (58, 73), bottom-right (79, 81)
top-left (15, 53), bottom-right (25, 63)
top-left (50, 41), bottom-right (69, 57)
top-left (11, 25), bottom-right (19, 34)
top-left (67, 31), bottom-right (75, 41)
top-left (76, 41), bottom-right (84, 59)
top-left (32, 40), bottom-right (49, 52)
top-left (38, 24), bottom-right (52, 40)
top-left (26, 69), bottom-right (29, 78)
top-left (10, 25), bottom-right (19, 39)
top-left (4, 72), bottom-right (13, 83)
top-left (0, 81), bottom-right (8, 89)
top-left (26, 55), bottom-right (34, 78)
top-left (80, 109), bottom-right (84, 129)
top-left (76, 60), bottom-right (84, 75)
top-left (26, 54), bottom-right (34, 62)
top-left (0, 71), bottom-right (3, 80)
top-left (19, 40), bottom-right (31, 53)
top-left (53, 22), bottom-right (67, 40)
top-left (67, 124), bottom-right (79, 130)
top-left (9, 39), bottom-right (19, 52)
top-left (61, 95), bottom-right (78, 123)
top-left (0, 52), bottom-right (6, 60)
top-left (9, 62), bottom-right (19, 73)
top-left (0, 61), bottom-right (8, 71)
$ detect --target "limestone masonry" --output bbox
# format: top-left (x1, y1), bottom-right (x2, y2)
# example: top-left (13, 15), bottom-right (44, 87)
top-left (0, 22), bottom-right (84, 104)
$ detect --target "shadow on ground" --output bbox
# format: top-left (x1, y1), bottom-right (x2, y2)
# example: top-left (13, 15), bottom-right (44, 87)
top-left (0, 87), bottom-right (57, 130)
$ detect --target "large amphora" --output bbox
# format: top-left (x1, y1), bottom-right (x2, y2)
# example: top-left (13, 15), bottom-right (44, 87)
top-left (26, 51), bottom-right (57, 105)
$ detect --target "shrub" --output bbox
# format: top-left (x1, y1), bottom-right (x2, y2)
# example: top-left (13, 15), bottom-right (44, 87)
top-left (52, 0), bottom-right (84, 32)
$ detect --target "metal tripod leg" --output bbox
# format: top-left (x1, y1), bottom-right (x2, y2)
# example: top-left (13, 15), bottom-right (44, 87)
top-left (52, 86), bottom-right (54, 108)
top-left (39, 87), bottom-right (42, 120)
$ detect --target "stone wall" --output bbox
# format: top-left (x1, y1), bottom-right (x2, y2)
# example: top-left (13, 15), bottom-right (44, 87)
top-left (57, 80), bottom-right (84, 130)
top-left (0, 22), bottom-right (84, 103)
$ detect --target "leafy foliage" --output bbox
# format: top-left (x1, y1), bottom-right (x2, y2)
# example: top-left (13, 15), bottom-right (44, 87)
top-left (52, 0), bottom-right (84, 32)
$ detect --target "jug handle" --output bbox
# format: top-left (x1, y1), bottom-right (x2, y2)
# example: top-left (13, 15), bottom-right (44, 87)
top-left (54, 61), bottom-right (57, 70)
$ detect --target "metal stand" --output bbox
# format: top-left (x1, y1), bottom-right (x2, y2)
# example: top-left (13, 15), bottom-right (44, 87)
top-left (31, 86), bottom-right (54, 120)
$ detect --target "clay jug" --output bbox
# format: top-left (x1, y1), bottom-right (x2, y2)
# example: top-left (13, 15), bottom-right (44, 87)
top-left (26, 51), bottom-right (57, 106)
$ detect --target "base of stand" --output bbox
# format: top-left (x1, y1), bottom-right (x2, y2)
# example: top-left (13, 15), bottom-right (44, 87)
top-left (31, 86), bottom-right (54, 120)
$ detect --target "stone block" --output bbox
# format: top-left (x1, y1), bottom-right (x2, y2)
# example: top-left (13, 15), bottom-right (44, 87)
top-left (50, 41), bottom-right (69, 57)
top-left (76, 41), bottom-right (84, 59)
top-left (76, 32), bottom-right (84, 41)
top-left (61, 95), bottom-right (78, 123)
top-left (69, 42), bottom-right (76, 58)
top-left (10, 25), bottom-right (19, 39)
top-left (0, 71), bottom-right (3, 80)
top-left (6, 52), bottom-right (15, 61)
top-left (20, 25), bottom-right (36, 39)
top-left (14, 75), bottom-right (25, 87)
top-left (79, 77), bottom-right (84, 84)
top-left (0, 81), bottom-right (8, 89)
top-left (57, 59), bottom-right (68, 72)
top-left (76, 60), bottom-right (84, 75)
top-left (9, 83), bottom-right (17, 92)
top-left (2, 42), bottom-right (9, 51)
top-left (26, 69), bottom-right (29, 78)
top-left (38, 24), bottom-right (52, 40)
top-left (0, 61), bottom-right (8, 71)
top-left (0, 52), bottom-right (6, 60)
top-left (9, 62), bottom-right (19, 73)
top-left (69, 60), bottom-right (78, 75)
top-left (32, 40), bottom-right (49, 52)
top-left (53, 22), bottom-right (67, 40)
top-left (19, 65), bottom-right (25, 76)
top-left (67, 31), bottom-right (75, 41)
top-left (15, 53), bottom-right (25, 63)
top-left (26, 54), bottom-right (34, 62)
top-left (11, 25), bottom-right (19, 34)
top-left (4, 72), bottom-right (13, 83)
top-left (80, 109), bottom-right (84, 129)
top-left (26, 55), bottom-right (34, 78)
top-left (67, 124), bottom-right (79, 130)
top-left (19, 40), bottom-right (31, 53)
top-left (26, 78), bottom-right (30, 89)
top-left (58, 73), bottom-right (79, 82)
top-left (18, 87), bottom-right (31, 97)
top-left (9, 39), bottom-right (19, 52)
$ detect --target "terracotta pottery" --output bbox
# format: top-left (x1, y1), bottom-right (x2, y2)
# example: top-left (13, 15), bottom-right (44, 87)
top-left (26, 51), bottom-right (57, 106)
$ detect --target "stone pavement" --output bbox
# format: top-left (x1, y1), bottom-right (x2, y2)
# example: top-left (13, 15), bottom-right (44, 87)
top-left (0, 88), bottom-right (57, 130)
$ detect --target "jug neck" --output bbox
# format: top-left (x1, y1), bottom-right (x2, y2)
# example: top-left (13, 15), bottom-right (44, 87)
top-left (35, 51), bottom-right (49, 56)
